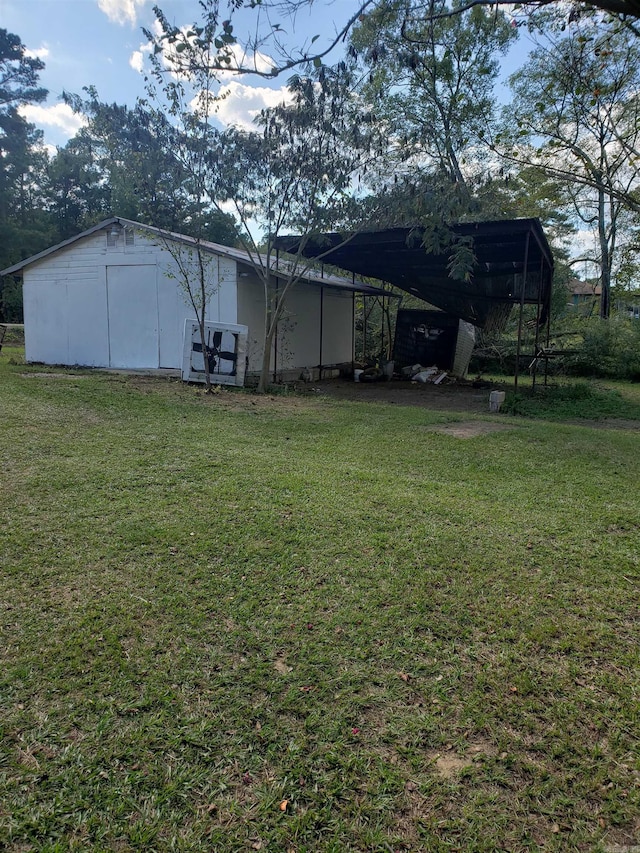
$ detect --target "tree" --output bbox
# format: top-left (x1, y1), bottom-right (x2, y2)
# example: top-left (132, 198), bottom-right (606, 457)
top-left (160, 238), bottom-right (222, 391)
top-left (349, 0), bottom-right (517, 251)
top-left (210, 70), bottom-right (382, 391)
top-left (326, 0), bottom-right (525, 284)
top-left (145, 0), bottom-right (640, 84)
top-left (0, 30), bottom-right (51, 320)
top-left (0, 109), bottom-right (52, 320)
top-left (144, 5), bottom-right (383, 392)
top-left (60, 90), bottom-right (240, 243)
top-left (0, 29), bottom-right (47, 109)
top-left (0, 30), bottom-right (48, 230)
top-left (504, 19), bottom-right (640, 317)
top-left (45, 135), bottom-right (110, 239)
top-left (0, 31), bottom-right (48, 230)
top-left (352, 0), bottom-right (516, 196)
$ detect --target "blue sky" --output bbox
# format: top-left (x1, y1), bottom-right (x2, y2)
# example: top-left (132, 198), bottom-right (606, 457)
top-left (3, 0), bottom-right (532, 150)
top-left (2, 0), bottom-right (373, 148)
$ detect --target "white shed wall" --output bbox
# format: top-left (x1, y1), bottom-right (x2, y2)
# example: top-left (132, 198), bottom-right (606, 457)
top-left (155, 247), bottom-right (238, 368)
top-left (236, 270), bottom-right (269, 373)
top-left (277, 286), bottom-right (321, 370)
top-left (318, 289), bottom-right (354, 365)
top-left (107, 264), bottom-right (158, 368)
top-left (236, 269), bottom-right (354, 378)
top-left (66, 277), bottom-right (109, 366)
top-left (22, 226), bottom-right (238, 369)
top-left (24, 230), bottom-right (108, 366)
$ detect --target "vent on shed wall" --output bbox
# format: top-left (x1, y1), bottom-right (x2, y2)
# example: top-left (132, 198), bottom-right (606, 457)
top-left (105, 225), bottom-right (135, 248)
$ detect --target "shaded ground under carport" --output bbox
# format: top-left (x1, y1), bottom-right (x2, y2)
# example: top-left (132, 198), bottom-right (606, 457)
top-left (298, 377), bottom-right (507, 414)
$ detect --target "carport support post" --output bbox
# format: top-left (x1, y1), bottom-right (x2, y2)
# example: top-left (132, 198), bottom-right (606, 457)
top-left (273, 250), bottom-right (279, 383)
top-left (319, 285), bottom-right (324, 380)
top-left (351, 275), bottom-right (356, 370)
top-left (514, 232), bottom-right (530, 392)
top-left (532, 256), bottom-right (544, 391)
top-left (544, 308), bottom-right (551, 387)
top-left (363, 295), bottom-right (368, 363)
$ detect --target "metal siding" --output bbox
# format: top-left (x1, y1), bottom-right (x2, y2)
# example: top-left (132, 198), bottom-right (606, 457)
top-left (236, 272), bottom-right (266, 373)
top-left (216, 257), bottom-right (237, 323)
top-left (277, 285), bottom-right (321, 369)
top-left (157, 267), bottom-right (189, 369)
top-left (320, 290), bottom-right (353, 364)
top-left (21, 228), bottom-right (242, 369)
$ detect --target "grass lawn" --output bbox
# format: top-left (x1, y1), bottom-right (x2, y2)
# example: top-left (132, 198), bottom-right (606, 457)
top-left (1, 347), bottom-right (639, 852)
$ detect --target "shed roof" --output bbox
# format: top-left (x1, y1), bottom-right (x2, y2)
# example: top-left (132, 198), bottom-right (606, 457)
top-left (274, 219), bottom-right (554, 329)
top-left (0, 217), bottom-right (388, 298)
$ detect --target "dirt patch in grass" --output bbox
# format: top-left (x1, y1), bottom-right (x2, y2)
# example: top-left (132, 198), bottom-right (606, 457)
top-left (427, 421), bottom-right (514, 438)
top-left (175, 377), bottom-right (503, 417)
top-left (429, 740), bottom-right (498, 778)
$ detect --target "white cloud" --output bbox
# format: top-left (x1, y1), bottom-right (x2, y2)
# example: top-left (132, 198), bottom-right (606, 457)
top-left (25, 45), bottom-right (50, 61)
top-left (130, 20), bottom-right (159, 75)
top-left (134, 21), bottom-right (275, 83)
top-left (215, 44), bottom-right (276, 81)
top-left (98, 0), bottom-right (147, 26)
top-left (18, 103), bottom-right (87, 138)
top-left (129, 49), bottom-right (145, 73)
top-left (213, 81), bottom-right (293, 130)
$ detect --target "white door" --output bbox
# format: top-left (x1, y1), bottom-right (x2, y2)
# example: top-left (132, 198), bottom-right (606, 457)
top-left (107, 265), bottom-right (159, 368)
top-left (67, 278), bottom-right (109, 366)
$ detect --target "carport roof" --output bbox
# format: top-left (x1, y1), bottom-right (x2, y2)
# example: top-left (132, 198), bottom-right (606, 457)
top-left (274, 218), bottom-right (554, 328)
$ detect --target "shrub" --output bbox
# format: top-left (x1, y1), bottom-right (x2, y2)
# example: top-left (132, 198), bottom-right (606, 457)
top-left (567, 317), bottom-right (640, 380)
top-left (503, 380), bottom-right (640, 420)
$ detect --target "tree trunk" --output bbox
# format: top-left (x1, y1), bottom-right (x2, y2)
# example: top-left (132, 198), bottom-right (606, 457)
top-left (257, 339), bottom-right (271, 394)
top-left (257, 279), bottom-right (290, 394)
top-left (197, 243), bottom-right (212, 391)
top-left (597, 185), bottom-right (611, 319)
top-left (198, 316), bottom-right (212, 391)
top-left (257, 278), bottom-right (275, 394)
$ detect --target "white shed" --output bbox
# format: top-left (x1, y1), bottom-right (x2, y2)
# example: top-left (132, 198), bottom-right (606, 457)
top-left (1, 217), bottom-right (385, 382)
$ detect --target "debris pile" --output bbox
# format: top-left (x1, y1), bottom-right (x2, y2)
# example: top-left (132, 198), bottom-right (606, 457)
top-left (402, 363), bottom-right (449, 385)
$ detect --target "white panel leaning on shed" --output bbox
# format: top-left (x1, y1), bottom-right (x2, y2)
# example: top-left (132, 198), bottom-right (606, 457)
top-left (182, 320), bottom-right (248, 387)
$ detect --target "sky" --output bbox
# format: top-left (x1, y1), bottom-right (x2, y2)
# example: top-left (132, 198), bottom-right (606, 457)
top-left (2, 0), bottom-right (533, 151)
top-left (2, 0), bottom-right (376, 148)
top-left (4, 1), bottom-right (597, 266)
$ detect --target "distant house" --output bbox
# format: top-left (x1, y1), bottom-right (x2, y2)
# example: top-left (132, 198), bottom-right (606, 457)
top-left (567, 277), bottom-right (601, 309)
top-left (0, 217), bottom-right (385, 382)
top-left (567, 278), bottom-right (640, 319)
